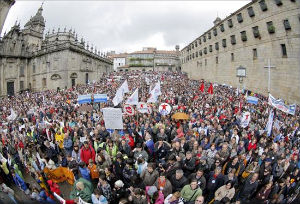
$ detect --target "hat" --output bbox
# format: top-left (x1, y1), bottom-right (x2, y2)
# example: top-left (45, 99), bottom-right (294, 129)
top-left (76, 182), bottom-right (84, 190)
top-left (115, 180), bottom-right (124, 188)
top-left (265, 158), bottom-right (272, 162)
top-left (147, 186), bottom-right (158, 196)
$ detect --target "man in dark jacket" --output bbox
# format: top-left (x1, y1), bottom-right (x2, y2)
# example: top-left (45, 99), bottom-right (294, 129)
top-left (154, 137), bottom-right (170, 163)
top-left (206, 167), bottom-right (224, 202)
top-left (182, 151), bottom-right (196, 176)
top-left (189, 169), bottom-right (207, 191)
top-left (239, 173), bottom-right (259, 202)
top-left (171, 169), bottom-right (189, 192)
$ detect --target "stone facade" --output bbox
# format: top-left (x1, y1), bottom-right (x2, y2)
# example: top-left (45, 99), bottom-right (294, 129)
top-left (115, 46), bottom-right (181, 72)
top-left (0, 5), bottom-right (112, 96)
top-left (0, 0), bottom-right (15, 35)
top-left (181, 0), bottom-right (300, 104)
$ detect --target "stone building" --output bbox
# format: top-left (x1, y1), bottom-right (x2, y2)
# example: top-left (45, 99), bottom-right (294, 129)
top-left (115, 46), bottom-right (181, 72)
top-left (0, 0), bottom-right (15, 35)
top-left (0, 5), bottom-right (112, 96)
top-left (181, 0), bottom-right (300, 103)
top-left (108, 52), bottom-right (128, 71)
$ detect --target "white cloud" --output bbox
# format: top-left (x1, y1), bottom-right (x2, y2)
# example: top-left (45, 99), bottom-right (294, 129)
top-left (2, 1), bottom-right (250, 53)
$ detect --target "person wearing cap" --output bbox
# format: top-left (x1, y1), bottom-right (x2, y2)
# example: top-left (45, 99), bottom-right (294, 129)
top-left (145, 186), bottom-right (164, 204)
top-left (112, 180), bottom-right (129, 204)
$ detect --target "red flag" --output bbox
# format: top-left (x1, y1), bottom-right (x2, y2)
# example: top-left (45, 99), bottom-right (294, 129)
top-left (199, 82), bottom-right (204, 93)
top-left (207, 83), bottom-right (213, 94)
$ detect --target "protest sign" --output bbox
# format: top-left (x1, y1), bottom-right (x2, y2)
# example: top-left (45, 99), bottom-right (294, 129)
top-left (94, 94), bottom-right (108, 103)
top-left (159, 103), bottom-right (172, 116)
top-left (102, 108), bottom-right (123, 129)
top-left (123, 105), bottom-right (135, 116)
top-left (240, 111), bottom-right (251, 128)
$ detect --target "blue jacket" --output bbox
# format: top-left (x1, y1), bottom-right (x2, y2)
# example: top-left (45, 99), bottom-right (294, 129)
top-left (13, 173), bottom-right (28, 191)
top-left (79, 167), bottom-right (91, 181)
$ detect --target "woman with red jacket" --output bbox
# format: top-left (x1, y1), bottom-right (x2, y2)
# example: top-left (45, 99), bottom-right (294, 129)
top-left (80, 141), bottom-right (96, 165)
top-left (248, 138), bottom-right (257, 151)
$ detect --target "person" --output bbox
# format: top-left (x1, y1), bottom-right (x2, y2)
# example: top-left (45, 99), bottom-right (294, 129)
top-left (154, 173), bottom-right (172, 198)
top-left (253, 182), bottom-right (272, 204)
top-left (140, 163), bottom-right (159, 186)
top-left (70, 178), bottom-right (93, 203)
top-left (164, 191), bottom-right (184, 204)
top-left (112, 180), bottom-right (129, 204)
top-left (80, 141), bottom-right (96, 165)
top-left (145, 186), bottom-right (164, 204)
top-left (12, 170), bottom-right (30, 195)
top-left (79, 161), bottom-right (91, 181)
top-left (128, 188), bottom-right (147, 204)
top-left (238, 173), bottom-right (259, 202)
top-left (170, 169), bottom-right (189, 192)
top-left (180, 179), bottom-right (202, 204)
top-left (189, 168), bottom-right (207, 191)
top-left (92, 187), bottom-right (108, 204)
top-left (195, 195), bottom-right (205, 204)
top-left (214, 181), bottom-right (235, 203)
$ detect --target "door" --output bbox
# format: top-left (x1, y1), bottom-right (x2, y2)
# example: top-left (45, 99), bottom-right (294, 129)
top-left (71, 78), bottom-right (76, 87)
top-left (85, 73), bottom-right (89, 84)
top-left (7, 82), bottom-right (14, 96)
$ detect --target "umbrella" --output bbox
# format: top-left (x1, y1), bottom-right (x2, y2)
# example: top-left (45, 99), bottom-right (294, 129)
top-left (171, 112), bottom-right (189, 120)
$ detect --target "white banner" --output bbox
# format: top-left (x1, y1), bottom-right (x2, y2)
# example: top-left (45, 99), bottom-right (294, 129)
top-left (147, 81), bottom-right (161, 103)
top-left (7, 109), bottom-right (17, 121)
top-left (102, 108), bottom-right (123, 129)
top-left (268, 94), bottom-right (296, 115)
top-left (240, 111), bottom-right (251, 128)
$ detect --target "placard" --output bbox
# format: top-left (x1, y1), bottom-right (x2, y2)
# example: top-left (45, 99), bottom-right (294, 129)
top-left (102, 108), bottom-right (123, 129)
top-left (94, 94), bottom-right (108, 103)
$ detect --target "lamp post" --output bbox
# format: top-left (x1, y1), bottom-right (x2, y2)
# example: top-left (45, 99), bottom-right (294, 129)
top-left (236, 65), bottom-right (246, 91)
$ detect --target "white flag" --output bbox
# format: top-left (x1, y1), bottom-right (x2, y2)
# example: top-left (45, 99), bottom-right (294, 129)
top-left (147, 81), bottom-right (161, 103)
top-left (126, 88), bottom-right (139, 105)
top-left (236, 87), bottom-right (239, 96)
top-left (112, 80), bottom-right (129, 106)
top-left (7, 109), bottom-right (17, 121)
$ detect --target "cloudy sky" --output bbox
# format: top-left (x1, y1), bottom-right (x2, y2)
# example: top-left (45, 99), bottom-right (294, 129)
top-left (3, 0), bottom-right (250, 53)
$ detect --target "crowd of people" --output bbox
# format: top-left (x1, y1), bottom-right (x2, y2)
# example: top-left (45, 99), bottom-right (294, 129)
top-left (0, 70), bottom-right (299, 204)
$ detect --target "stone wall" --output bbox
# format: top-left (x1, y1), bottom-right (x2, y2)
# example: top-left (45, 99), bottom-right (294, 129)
top-left (181, 0), bottom-right (300, 104)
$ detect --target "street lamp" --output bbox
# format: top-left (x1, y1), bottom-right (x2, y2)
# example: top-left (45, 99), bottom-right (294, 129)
top-left (236, 65), bottom-right (246, 84)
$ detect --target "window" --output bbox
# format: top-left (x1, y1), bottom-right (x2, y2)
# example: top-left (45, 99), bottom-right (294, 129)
top-left (195, 41), bottom-right (198, 47)
top-left (192, 53), bottom-right (195, 59)
top-left (203, 35), bottom-right (206, 42)
top-left (252, 26), bottom-right (260, 38)
top-left (199, 38), bottom-right (201, 45)
top-left (247, 7), bottom-right (255, 17)
top-left (228, 19), bottom-right (233, 28)
top-left (213, 28), bottom-right (217, 36)
top-left (241, 31), bottom-right (247, 41)
top-left (208, 32), bottom-right (211, 39)
top-left (267, 21), bottom-right (275, 33)
top-left (253, 48), bottom-right (257, 59)
top-left (20, 66), bottom-right (24, 76)
top-left (205, 59), bottom-right (207, 66)
top-left (231, 53), bottom-right (234, 61)
top-left (216, 57), bottom-right (218, 64)
top-left (222, 39), bottom-right (227, 47)
top-left (20, 81), bottom-right (24, 90)
top-left (259, 0), bottom-right (268, 11)
top-left (32, 64), bottom-right (36, 73)
top-left (281, 44), bottom-right (287, 57)
top-left (204, 47), bottom-right (207, 54)
top-left (199, 50), bottom-right (202, 56)
top-left (192, 44), bottom-right (194, 49)
top-left (196, 52), bottom-right (198, 57)
top-left (42, 78), bottom-right (47, 87)
top-left (283, 19), bottom-right (291, 30)
top-left (209, 45), bottom-right (213, 52)
top-left (215, 42), bottom-right (219, 50)
top-left (220, 24), bottom-right (225, 32)
top-left (231, 35), bottom-right (236, 45)
top-left (274, 0), bottom-right (283, 6)
top-left (237, 13), bottom-right (243, 23)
